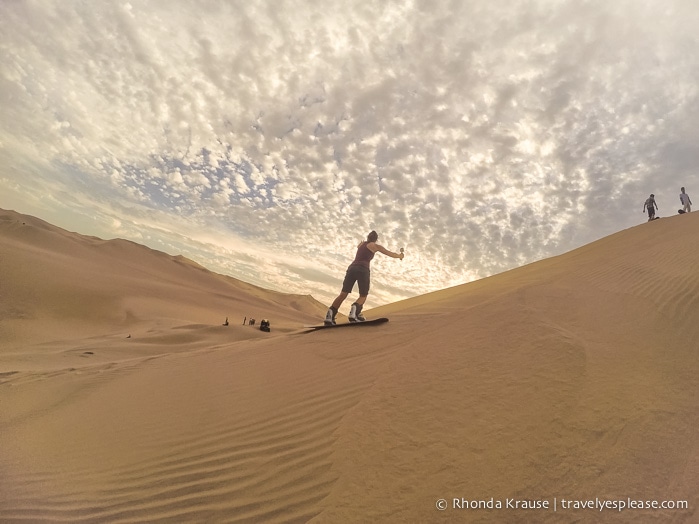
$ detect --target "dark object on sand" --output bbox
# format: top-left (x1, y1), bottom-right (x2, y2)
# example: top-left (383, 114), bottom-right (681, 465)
top-left (304, 317), bottom-right (389, 331)
top-left (260, 319), bottom-right (271, 332)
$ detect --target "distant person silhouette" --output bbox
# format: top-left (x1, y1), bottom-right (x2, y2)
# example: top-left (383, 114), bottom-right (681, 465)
top-left (680, 187), bottom-right (692, 213)
top-left (643, 194), bottom-right (658, 221)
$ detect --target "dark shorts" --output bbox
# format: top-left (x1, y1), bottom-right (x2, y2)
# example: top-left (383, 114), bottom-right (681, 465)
top-left (342, 265), bottom-right (370, 296)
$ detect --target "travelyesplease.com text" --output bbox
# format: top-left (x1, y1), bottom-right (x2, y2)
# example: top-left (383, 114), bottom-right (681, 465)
top-left (435, 497), bottom-right (688, 513)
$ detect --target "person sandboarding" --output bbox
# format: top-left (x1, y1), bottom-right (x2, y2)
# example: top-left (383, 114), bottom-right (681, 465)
top-left (324, 230), bottom-right (404, 325)
top-left (643, 193), bottom-right (658, 221)
top-left (680, 187), bottom-right (692, 213)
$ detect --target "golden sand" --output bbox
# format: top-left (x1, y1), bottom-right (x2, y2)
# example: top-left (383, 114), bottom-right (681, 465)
top-left (1, 208), bottom-right (697, 522)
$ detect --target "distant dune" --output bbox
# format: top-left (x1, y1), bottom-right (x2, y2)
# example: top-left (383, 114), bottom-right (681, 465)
top-left (0, 208), bottom-right (326, 356)
top-left (1, 208), bottom-right (698, 522)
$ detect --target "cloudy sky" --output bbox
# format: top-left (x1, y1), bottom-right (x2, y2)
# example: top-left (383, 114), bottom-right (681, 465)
top-left (2, 0), bottom-right (698, 310)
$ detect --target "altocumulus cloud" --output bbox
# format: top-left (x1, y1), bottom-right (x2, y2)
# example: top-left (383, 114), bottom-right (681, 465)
top-left (1, 0), bottom-right (699, 308)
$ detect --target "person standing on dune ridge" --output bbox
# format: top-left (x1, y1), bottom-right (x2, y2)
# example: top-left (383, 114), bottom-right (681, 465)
top-left (643, 193), bottom-right (658, 221)
top-left (680, 187), bottom-right (692, 213)
top-left (324, 230), bottom-right (404, 325)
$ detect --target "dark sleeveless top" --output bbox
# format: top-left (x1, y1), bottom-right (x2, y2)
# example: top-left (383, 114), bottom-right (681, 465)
top-left (349, 241), bottom-right (375, 269)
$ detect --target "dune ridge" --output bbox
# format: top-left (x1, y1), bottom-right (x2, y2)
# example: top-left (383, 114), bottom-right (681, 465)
top-left (2, 209), bottom-right (698, 522)
top-left (0, 208), bottom-right (326, 357)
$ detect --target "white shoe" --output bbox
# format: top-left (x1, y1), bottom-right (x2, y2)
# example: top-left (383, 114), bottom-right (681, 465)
top-left (348, 303), bottom-right (365, 322)
top-left (324, 308), bottom-right (335, 326)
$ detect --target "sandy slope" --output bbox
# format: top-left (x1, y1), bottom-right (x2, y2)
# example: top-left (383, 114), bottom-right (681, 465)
top-left (1, 209), bottom-right (698, 523)
top-left (0, 208), bottom-right (326, 364)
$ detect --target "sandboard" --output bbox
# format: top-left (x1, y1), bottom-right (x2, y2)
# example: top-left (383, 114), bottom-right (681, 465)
top-left (304, 317), bottom-right (389, 331)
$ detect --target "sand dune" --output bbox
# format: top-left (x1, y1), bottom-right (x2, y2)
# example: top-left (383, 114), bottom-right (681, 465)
top-left (1, 209), bottom-right (698, 522)
top-left (0, 209), bottom-right (326, 364)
